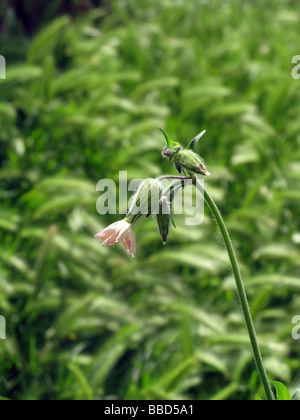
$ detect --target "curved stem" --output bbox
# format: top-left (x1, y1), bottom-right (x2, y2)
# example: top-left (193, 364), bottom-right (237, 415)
top-left (195, 178), bottom-right (274, 401)
top-left (157, 175), bottom-right (190, 181)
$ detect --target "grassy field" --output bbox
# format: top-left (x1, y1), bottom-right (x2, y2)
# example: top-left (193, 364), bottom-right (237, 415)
top-left (1, 0), bottom-right (300, 400)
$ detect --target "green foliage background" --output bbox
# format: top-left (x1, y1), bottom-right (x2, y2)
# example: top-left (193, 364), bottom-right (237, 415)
top-left (1, 0), bottom-right (300, 400)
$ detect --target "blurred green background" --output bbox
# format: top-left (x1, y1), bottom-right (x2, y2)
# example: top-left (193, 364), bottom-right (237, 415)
top-left (1, 0), bottom-right (300, 401)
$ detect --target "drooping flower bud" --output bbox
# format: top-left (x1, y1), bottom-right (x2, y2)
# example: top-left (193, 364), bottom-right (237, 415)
top-left (156, 194), bottom-right (172, 245)
top-left (126, 178), bottom-right (164, 222)
top-left (155, 179), bottom-right (185, 244)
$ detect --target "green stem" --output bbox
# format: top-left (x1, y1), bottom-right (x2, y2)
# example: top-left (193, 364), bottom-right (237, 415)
top-left (195, 178), bottom-right (274, 401)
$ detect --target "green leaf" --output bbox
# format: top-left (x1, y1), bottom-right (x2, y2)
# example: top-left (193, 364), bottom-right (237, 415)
top-left (271, 382), bottom-right (292, 401)
top-left (68, 363), bottom-right (94, 401)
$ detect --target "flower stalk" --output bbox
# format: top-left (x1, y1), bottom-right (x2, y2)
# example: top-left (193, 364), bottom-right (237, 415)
top-left (195, 177), bottom-right (274, 401)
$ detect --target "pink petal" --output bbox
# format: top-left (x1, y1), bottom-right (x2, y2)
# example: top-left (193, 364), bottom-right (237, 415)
top-left (122, 236), bottom-right (136, 258)
top-left (122, 238), bottom-right (131, 255)
top-left (128, 231), bottom-right (135, 251)
top-left (95, 232), bottom-right (108, 239)
top-left (116, 223), bottom-right (130, 243)
top-left (95, 222), bottom-right (119, 239)
top-left (123, 234), bottom-right (136, 258)
top-left (130, 236), bottom-right (136, 258)
top-left (101, 233), bottom-right (117, 246)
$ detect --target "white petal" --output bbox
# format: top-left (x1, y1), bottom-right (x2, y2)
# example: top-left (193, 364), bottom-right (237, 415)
top-left (115, 221), bottom-right (131, 242)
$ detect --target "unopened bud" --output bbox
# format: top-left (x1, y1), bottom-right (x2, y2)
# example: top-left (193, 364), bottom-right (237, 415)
top-left (174, 149), bottom-right (210, 176)
top-left (127, 178), bottom-right (163, 222)
top-left (156, 195), bottom-right (172, 245)
top-left (160, 128), bottom-right (211, 177)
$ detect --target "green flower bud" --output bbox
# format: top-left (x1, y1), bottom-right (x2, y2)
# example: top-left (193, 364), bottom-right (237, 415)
top-left (126, 178), bottom-right (163, 223)
top-left (155, 180), bottom-right (184, 244)
top-left (160, 128), bottom-right (211, 177)
top-left (173, 148), bottom-right (210, 176)
top-left (156, 195), bottom-right (172, 245)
